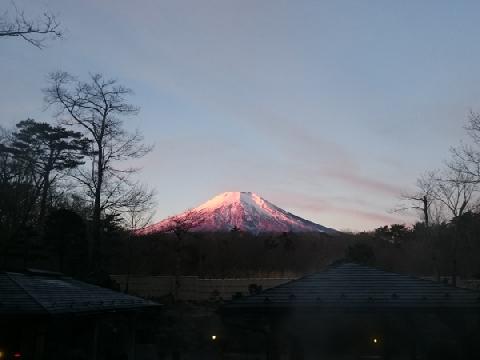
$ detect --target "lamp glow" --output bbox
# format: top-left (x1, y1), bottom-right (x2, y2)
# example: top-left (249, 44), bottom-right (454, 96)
top-left (211, 335), bottom-right (217, 340)
top-left (373, 338), bottom-right (378, 344)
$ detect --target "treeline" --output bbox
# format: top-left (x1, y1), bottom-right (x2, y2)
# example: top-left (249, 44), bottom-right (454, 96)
top-left (105, 217), bottom-right (480, 280)
top-left (357, 219), bottom-right (480, 280)
top-left (112, 231), bottom-right (345, 277)
top-left (0, 73), bottom-right (154, 281)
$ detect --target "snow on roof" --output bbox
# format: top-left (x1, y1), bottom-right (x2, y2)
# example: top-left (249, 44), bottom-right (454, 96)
top-left (0, 271), bottom-right (159, 316)
top-left (223, 263), bottom-right (480, 312)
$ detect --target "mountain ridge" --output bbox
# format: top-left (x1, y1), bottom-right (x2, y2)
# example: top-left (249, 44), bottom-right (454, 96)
top-left (141, 191), bottom-right (336, 234)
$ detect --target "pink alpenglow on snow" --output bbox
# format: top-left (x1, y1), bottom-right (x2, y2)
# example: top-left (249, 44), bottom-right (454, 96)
top-left (141, 192), bottom-right (336, 234)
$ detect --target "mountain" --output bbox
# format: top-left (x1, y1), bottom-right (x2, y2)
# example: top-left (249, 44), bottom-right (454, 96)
top-left (141, 191), bottom-right (336, 234)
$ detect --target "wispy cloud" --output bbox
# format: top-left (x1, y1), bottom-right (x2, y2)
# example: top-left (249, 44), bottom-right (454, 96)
top-left (322, 170), bottom-right (405, 196)
top-left (269, 190), bottom-right (409, 231)
top-left (243, 107), bottom-right (405, 196)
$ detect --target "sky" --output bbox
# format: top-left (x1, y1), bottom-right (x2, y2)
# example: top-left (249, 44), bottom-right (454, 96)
top-left (2, 0), bottom-right (480, 231)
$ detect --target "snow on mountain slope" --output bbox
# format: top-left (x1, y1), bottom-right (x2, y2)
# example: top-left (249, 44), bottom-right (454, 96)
top-left (141, 191), bottom-right (336, 234)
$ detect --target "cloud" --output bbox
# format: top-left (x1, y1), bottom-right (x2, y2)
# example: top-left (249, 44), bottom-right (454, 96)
top-left (245, 109), bottom-right (405, 197)
top-left (323, 169), bottom-right (405, 196)
top-left (269, 190), bottom-right (408, 231)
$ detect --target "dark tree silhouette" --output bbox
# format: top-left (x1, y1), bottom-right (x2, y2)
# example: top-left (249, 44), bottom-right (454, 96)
top-left (161, 209), bottom-right (205, 238)
top-left (434, 168), bottom-right (476, 218)
top-left (345, 242), bottom-right (375, 265)
top-left (44, 209), bottom-right (87, 275)
top-left (161, 209), bottom-right (205, 300)
top-left (123, 184), bottom-right (156, 293)
top-left (7, 119), bottom-right (89, 224)
top-left (0, 121), bottom-right (88, 268)
top-left (450, 111), bottom-right (480, 182)
top-left (44, 72), bottom-right (152, 272)
top-left (398, 171), bottom-right (439, 227)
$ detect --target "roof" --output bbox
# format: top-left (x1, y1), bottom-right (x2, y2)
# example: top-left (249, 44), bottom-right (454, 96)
top-left (0, 271), bottom-right (159, 316)
top-left (223, 263), bottom-right (480, 312)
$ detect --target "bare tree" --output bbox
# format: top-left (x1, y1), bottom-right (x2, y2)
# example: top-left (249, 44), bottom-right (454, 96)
top-left (161, 209), bottom-right (205, 301)
top-left (434, 168), bottom-right (477, 218)
top-left (161, 209), bottom-right (205, 239)
top-left (398, 171), bottom-right (440, 227)
top-left (44, 72), bottom-right (152, 271)
top-left (0, 4), bottom-right (62, 48)
top-left (0, 125), bottom-right (13, 183)
top-left (446, 111), bottom-right (480, 285)
top-left (397, 171), bottom-right (445, 280)
top-left (433, 167), bottom-right (478, 286)
top-left (450, 111), bottom-right (480, 180)
top-left (123, 183), bottom-right (156, 293)
top-left (123, 184), bottom-right (156, 231)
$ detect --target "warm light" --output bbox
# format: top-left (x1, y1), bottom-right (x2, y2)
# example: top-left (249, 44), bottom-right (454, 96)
top-left (14, 353), bottom-right (21, 358)
top-left (373, 338), bottom-right (378, 344)
top-left (0, 350), bottom-right (3, 358)
top-left (211, 335), bottom-right (217, 341)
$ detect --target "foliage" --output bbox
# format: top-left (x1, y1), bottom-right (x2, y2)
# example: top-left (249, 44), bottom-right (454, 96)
top-left (345, 242), bottom-right (376, 265)
top-left (44, 209), bottom-right (87, 276)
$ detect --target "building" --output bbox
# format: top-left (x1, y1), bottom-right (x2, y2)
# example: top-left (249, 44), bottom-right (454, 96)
top-left (0, 269), bottom-right (160, 360)
top-left (221, 262), bottom-right (480, 360)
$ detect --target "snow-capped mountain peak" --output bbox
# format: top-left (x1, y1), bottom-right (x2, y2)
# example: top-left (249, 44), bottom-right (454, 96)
top-left (195, 192), bottom-right (273, 213)
top-left (141, 191), bottom-right (336, 234)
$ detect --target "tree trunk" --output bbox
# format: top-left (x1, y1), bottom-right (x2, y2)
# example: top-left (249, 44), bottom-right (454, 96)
top-left (174, 234), bottom-right (182, 302)
top-left (39, 152), bottom-right (54, 228)
top-left (452, 229), bottom-right (458, 287)
top-left (92, 147), bottom-right (104, 272)
top-left (38, 171), bottom-right (50, 228)
top-left (423, 195), bottom-right (429, 228)
top-left (125, 233), bottom-right (133, 293)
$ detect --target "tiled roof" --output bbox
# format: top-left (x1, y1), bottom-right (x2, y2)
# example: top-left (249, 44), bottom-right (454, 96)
top-left (0, 271), bottom-right (159, 316)
top-left (223, 263), bottom-right (480, 312)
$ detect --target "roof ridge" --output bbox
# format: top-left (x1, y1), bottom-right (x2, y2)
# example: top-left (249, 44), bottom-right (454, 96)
top-left (223, 262), bottom-right (480, 310)
top-left (341, 263), bottom-right (480, 294)
top-left (6, 272), bottom-right (50, 315)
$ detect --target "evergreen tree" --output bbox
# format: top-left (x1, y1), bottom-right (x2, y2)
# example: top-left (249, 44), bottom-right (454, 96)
top-left (7, 119), bottom-right (89, 224)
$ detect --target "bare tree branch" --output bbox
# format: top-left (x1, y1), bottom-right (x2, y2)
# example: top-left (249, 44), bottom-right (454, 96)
top-left (397, 171), bottom-right (440, 227)
top-left (434, 167), bottom-right (477, 218)
top-left (43, 71), bottom-right (152, 271)
top-left (0, 4), bottom-right (62, 48)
